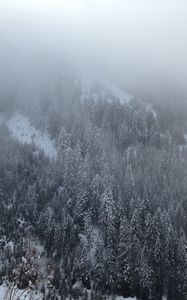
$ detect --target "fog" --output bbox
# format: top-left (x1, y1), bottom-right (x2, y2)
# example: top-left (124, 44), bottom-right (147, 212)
top-left (0, 0), bottom-right (187, 95)
top-left (1, 3), bottom-right (187, 298)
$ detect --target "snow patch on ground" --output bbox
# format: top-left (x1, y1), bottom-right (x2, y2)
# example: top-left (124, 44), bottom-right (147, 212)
top-left (0, 236), bottom-right (48, 300)
top-left (0, 283), bottom-right (43, 300)
top-left (0, 282), bottom-right (137, 300)
top-left (7, 112), bottom-right (57, 159)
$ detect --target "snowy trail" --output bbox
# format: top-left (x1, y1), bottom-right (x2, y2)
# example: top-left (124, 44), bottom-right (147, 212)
top-left (7, 112), bottom-right (57, 159)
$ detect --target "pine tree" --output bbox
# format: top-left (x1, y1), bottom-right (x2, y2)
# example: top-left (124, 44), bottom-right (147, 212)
top-left (90, 174), bottom-right (103, 223)
top-left (117, 215), bottom-right (132, 295)
top-left (139, 244), bottom-right (153, 300)
top-left (93, 237), bottom-right (104, 292)
top-left (57, 127), bottom-right (71, 158)
top-left (99, 188), bottom-right (116, 247)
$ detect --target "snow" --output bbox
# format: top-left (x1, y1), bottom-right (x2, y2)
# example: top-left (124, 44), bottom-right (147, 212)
top-left (146, 103), bottom-right (157, 119)
top-left (80, 73), bottom-right (133, 104)
top-left (65, 291), bottom-right (136, 300)
top-left (0, 284), bottom-right (6, 300)
top-left (0, 283), bottom-right (43, 300)
top-left (7, 112), bottom-right (57, 159)
top-left (101, 78), bottom-right (133, 104)
top-left (116, 298), bottom-right (136, 300)
top-left (0, 236), bottom-right (48, 300)
top-left (0, 284), bottom-right (140, 300)
top-left (0, 281), bottom-right (138, 300)
top-left (107, 297), bottom-right (136, 300)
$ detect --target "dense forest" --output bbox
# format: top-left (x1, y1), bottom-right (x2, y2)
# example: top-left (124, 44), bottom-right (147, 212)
top-left (0, 75), bottom-right (187, 300)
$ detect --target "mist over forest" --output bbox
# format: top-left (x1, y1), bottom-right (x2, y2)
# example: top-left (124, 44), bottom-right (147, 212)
top-left (0, 1), bottom-right (187, 300)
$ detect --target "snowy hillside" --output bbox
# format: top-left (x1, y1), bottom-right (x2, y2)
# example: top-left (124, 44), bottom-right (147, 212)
top-left (80, 73), bottom-right (133, 104)
top-left (0, 283), bottom-right (136, 300)
top-left (7, 112), bottom-right (57, 159)
top-left (0, 283), bottom-right (43, 300)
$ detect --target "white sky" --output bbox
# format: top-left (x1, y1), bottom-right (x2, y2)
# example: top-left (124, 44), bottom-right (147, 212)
top-left (0, 0), bottom-right (187, 93)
